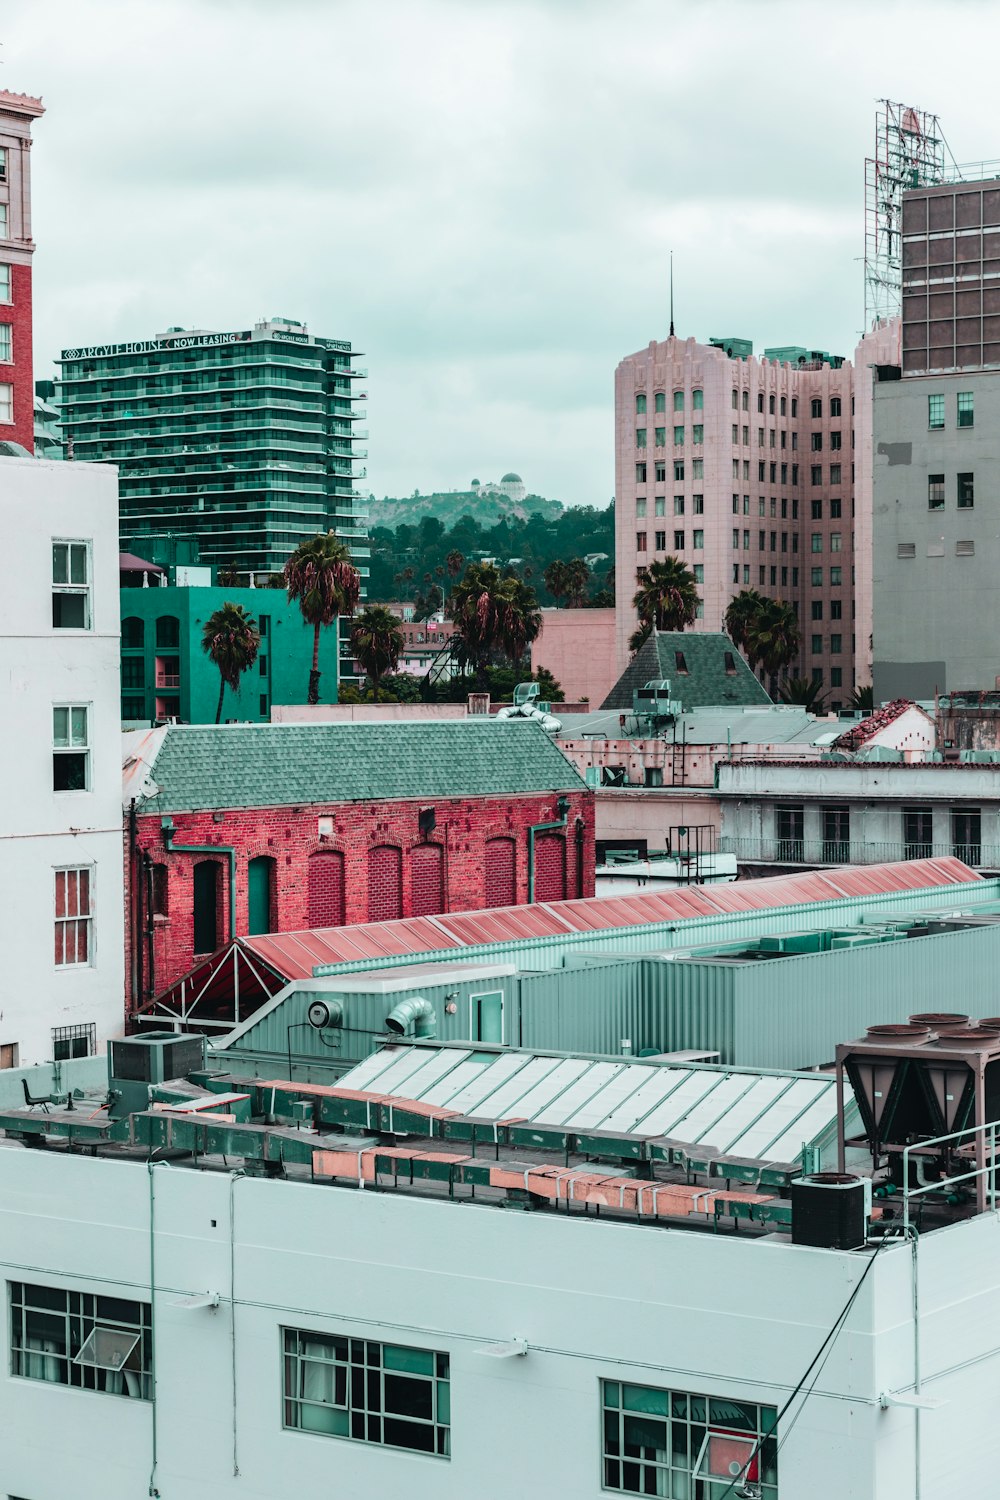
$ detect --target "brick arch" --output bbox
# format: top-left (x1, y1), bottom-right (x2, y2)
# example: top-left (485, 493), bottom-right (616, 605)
top-left (308, 850), bottom-right (345, 929)
top-left (534, 834), bottom-right (567, 904)
top-left (484, 837), bottom-right (516, 909)
top-left (368, 844), bottom-right (403, 923)
top-left (411, 843), bottom-right (445, 918)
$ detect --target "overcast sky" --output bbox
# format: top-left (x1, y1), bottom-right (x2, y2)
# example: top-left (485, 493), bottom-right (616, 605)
top-left (6, 0), bottom-right (999, 508)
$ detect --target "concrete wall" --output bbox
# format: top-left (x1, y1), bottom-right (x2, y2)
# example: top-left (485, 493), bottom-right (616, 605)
top-left (594, 787), bottom-right (721, 854)
top-left (0, 459), bottom-right (125, 1064)
top-left (530, 608), bottom-right (616, 706)
top-left (1, 1136), bottom-right (999, 1499)
top-left (873, 369), bottom-right (1000, 697)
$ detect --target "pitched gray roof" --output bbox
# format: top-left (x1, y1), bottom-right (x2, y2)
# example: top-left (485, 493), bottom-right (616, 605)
top-left (601, 631), bottom-right (771, 712)
top-left (138, 720), bottom-right (588, 814)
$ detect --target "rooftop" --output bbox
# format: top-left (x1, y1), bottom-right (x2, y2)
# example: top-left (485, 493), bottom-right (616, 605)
top-left (601, 632), bottom-right (770, 713)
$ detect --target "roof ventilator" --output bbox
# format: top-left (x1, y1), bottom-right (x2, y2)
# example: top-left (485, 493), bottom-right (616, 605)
top-left (384, 996), bottom-right (436, 1038)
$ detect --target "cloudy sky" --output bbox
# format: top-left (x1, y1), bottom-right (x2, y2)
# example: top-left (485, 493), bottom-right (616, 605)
top-left (5, 0), bottom-right (999, 507)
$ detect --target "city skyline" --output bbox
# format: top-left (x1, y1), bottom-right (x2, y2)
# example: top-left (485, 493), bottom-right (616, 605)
top-left (6, 0), bottom-right (1000, 506)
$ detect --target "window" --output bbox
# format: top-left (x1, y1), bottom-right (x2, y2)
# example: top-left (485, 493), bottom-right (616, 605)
top-left (811, 432), bottom-right (823, 452)
top-left (811, 533), bottom-right (822, 553)
top-left (0, 147), bottom-right (5, 181)
top-left (692, 424), bottom-right (703, 444)
top-left (791, 398), bottom-right (798, 417)
top-left (957, 391), bottom-right (974, 428)
top-left (692, 458), bottom-right (703, 478)
top-left (673, 391), bottom-right (684, 412)
top-left (283, 1330), bottom-right (450, 1458)
top-left (810, 465), bottom-right (822, 485)
top-left (636, 428), bottom-right (646, 448)
top-left (692, 494), bottom-right (704, 514)
top-left (732, 424), bottom-right (739, 445)
top-left (55, 868), bottom-right (92, 967)
top-left (636, 532), bottom-right (647, 551)
top-left (811, 500), bottom-right (823, 520)
top-left (811, 667), bottom-right (823, 686)
top-left (758, 461), bottom-right (766, 482)
top-left (830, 498), bottom-right (841, 518)
top-left (780, 396), bottom-right (786, 415)
top-left (953, 809), bottom-right (981, 866)
top-left (743, 564), bottom-right (750, 583)
top-left (743, 530), bottom-right (750, 549)
top-left (823, 807), bottom-right (850, 863)
top-left (673, 530), bottom-right (685, 550)
top-left (693, 529), bottom-right (704, 549)
top-left (693, 564), bottom-right (704, 583)
top-left (757, 393), bottom-right (764, 413)
top-left (673, 495), bottom-right (684, 515)
top-left (810, 397), bottom-right (822, 418)
top-left (830, 532), bottom-right (842, 552)
top-left (830, 397), bottom-right (841, 417)
top-left (655, 427), bottom-right (666, 447)
top-left (674, 426), bottom-right (684, 446)
top-left (731, 389), bottom-right (738, 410)
top-left (654, 391), bottom-right (666, 413)
top-left (830, 599), bottom-right (842, 620)
top-left (768, 393), bottom-right (775, 414)
top-left (635, 497), bottom-right (647, 517)
top-left (0, 324), bottom-right (11, 362)
top-left (674, 651), bottom-right (688, 673)
top-left (742, 390), bottom-right (749, 410)
top-left (0, 263), bottom-right (9, 301)
top-left (811, 566), bottom-right (822, 586)
top-left (811, 601), bottom-right (823, 620)
top-left (928, 393), bottom-right (945, 429)
top-left (52, 540), bottom-right (91, 629)
top-left (904, 807), bottom-right (933, 861)
top-left (53, 705), bottom-right (89, 791)
top-left (1, 1044), bottom-right (19, 1069)
top-left (757, 428), bottom-right (764, 447)
top-left (602, 1381), bottom-right (776, 1499)
top-left (831, 633), bottom-right (842, 653)
top-left (122, 615), bottom-right (144, 649)
top-left (732, 564), bottom-right (739, 582)
top-left (0, 381), bottom-right (13, 424)
top-left (743, 425), bottom-right (749, 445)
top-left (654, 496), bottom-right (665, 516)
top-left (830, 566), bottom-right (842, 585)
top-left (10, 1282), bottom-right (151, 1400)
top-left (0, 204), bottom-right (7, 240)
top-left (776, 805), bottom-right (804, 862)
top-left (635, 393), bottom-right (646, 414)
top-left (52, 1023), bottom-right (96, 1061)
top-left (692, 389), bottom-right (703, 409)
top-left (654, 530), bottom-right (666, 551)
top-left (644, 767), bottom-right (664, 788)
top-left (830, 463), bottom-right (841, 484)
top-left (732, 528), bottom-right (739, 549)
top-left (655, 462), bottom-right (666, 482)
top-left (811, 634), bottom-right (823, 654)
top-left (792, 463), bottom-right (798, 485)
top-left (635, 463), bottom-right (647, 483)
top-left (958, 472), bottom-right (974, 508)
top-left (830, 667), bottom-right (842, 687)
top-left (928, 474), bottom-right (945, 510)
top-left (830, 431), bottom-right (842, 450)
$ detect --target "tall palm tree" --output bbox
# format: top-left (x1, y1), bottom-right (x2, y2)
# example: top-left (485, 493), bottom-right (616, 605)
top-left (631, 557), bottom-right (699, 646)
top-left (449, 562), bottom-right (542, 688)
top-left (283, 532), bottom-right (361, 704)
top-left (724, 588), bottom-right (768, 668)
top-left (201, 603), bottom-right (260, 724)
top-left (352, 605), bottom-right (404, 697)
top-left (745, 598), bottom-right (801, 681)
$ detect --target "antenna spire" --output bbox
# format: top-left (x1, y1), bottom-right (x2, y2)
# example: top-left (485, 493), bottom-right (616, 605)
top-left (669, 252), bottom-right (675, 338)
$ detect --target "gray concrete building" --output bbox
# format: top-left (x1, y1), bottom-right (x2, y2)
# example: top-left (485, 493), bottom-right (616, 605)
top-left (873, 176), bottom-right (1000, 699)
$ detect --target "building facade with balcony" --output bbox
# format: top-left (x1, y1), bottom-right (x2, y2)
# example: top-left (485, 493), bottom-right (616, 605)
top-left (56, 318), bottom-right (369, 582)
top-left (614, 324), bottom-right (900, 709)
top-left (717, 758), bottom-right (1000, 870)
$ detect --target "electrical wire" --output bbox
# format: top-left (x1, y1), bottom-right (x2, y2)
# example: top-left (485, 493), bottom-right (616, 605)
top-left (713, 1235), bottom-right (888, 1500)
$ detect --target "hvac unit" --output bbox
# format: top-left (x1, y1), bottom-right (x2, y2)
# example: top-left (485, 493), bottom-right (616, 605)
top-left (108, 1032), bottom-right (206, 1119)
top-left (791, 1173), bottom-right (871, 1250)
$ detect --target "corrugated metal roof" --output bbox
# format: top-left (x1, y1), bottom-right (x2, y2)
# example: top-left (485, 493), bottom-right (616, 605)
top-left (339, 1044), bottom-right (841, 1161)
top-left (243, 858), bottom-right (980, 979)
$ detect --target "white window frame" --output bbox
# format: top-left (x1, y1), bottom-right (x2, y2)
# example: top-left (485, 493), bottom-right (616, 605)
top-left (0, 262), bottom-right (10, 302)
top-left (54, 865), bottom-right (94, 969)
top-left (52, 538), bottom-right (93, 630)
top-left (53, 704), bottom-right (91, 793)
top-left (0, 203), bottom-right (8, 240)
top-left (0, 381), bottom-right (12, 425)
top-left (0, 322), bottom-right (11, 362)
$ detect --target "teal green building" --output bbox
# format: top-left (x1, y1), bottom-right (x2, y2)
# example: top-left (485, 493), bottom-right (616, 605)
top-left (120, 583), bottom-right (338, 724)
top-left (57, 317), bottom-right (369, 581)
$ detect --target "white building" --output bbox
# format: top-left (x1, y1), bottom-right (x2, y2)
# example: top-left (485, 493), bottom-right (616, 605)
top-left (0, 456), bottom-right (124, 1065)
top-left (0, 1033), bottom-right (996, 1500)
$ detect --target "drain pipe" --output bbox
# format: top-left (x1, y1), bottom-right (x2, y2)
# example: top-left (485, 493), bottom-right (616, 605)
top-left (574, 816), bottom-right (585, 898)
top-left (528, 796), bottom-right (570, 904)
top-left (161, 816), bottom-right (238, 941)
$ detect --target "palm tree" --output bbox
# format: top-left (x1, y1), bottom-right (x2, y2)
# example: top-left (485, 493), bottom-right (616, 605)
top-left (724, 589), bottom-right (768, 668)
top-left (744, 597), bottom-right (800, 681)
top-left (849, 684), bottom-right (875, 712)
top-left (545, 557), bottom-right (591, 608)
top-left (631, 557), bottom-right (699, 644)
top-left (779, 675), bottom-right (828, 711)
top-left (446, 549), bottom-right (465, 579)
top-left (283, 532), bottom-right (361, 704)
top-left (352, 605), bottom-right (404, 697)
top-left (449, 562), bottom-right (542, 688)
top-left (201, 603), bottom-right (260, 724)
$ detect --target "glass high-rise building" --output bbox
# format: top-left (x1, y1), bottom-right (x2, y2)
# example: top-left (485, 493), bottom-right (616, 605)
top-left (56, 317), bottom-right (369, 581)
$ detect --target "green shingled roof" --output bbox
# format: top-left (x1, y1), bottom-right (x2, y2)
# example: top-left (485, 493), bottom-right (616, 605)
top-left (601, 631), bottom-right (772, 712)
top-left (139, 720), bottom-right (588, 813)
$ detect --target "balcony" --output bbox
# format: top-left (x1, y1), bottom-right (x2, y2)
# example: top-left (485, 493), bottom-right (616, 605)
top-left (719, 835), bottom-right (992, 869)
top-left (155, 673), bottom-right (181, 689)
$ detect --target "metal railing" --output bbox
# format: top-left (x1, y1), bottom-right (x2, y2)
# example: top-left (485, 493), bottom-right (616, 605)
top-left (902, 1121), bottom-right (999, 1231)
top-left (719, 835), bottom-right (991, 868)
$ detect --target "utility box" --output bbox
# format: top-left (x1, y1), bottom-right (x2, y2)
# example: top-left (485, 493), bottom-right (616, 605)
top-left (791, 1173), bottom-right (870, 1250)
top-left (108, 1032), bottom-right (207, 1120)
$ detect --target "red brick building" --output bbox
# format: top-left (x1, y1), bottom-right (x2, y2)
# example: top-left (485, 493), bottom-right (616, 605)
top-left (124, 720), bottom-right (593, 1011)
top-left (0, 90), bottom-right (44, 453)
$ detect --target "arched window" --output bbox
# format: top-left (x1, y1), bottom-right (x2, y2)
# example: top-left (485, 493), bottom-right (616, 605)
top-left (534, 835), bottom-right (567, 903)
top-left (156, 615), bottom-right (180, 650)
top-left (484, 837), bottom-right (516, 909)
top-left (410, 844), bottom-right (444, 918)
top-left (192, 860), bottom-right (219, 954)
top-left (368, 845), bottom-right (402, 923)
top-left (247, 855), bottom-right (275, 935)
top-left (308, 850), bottom-right (345, 928)
top-left (122, 616), bottom-right (144, 649)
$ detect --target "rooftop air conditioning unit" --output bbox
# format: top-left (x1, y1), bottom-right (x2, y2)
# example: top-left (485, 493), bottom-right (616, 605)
top-left (108, 1032), bottom-right (206, 1120)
